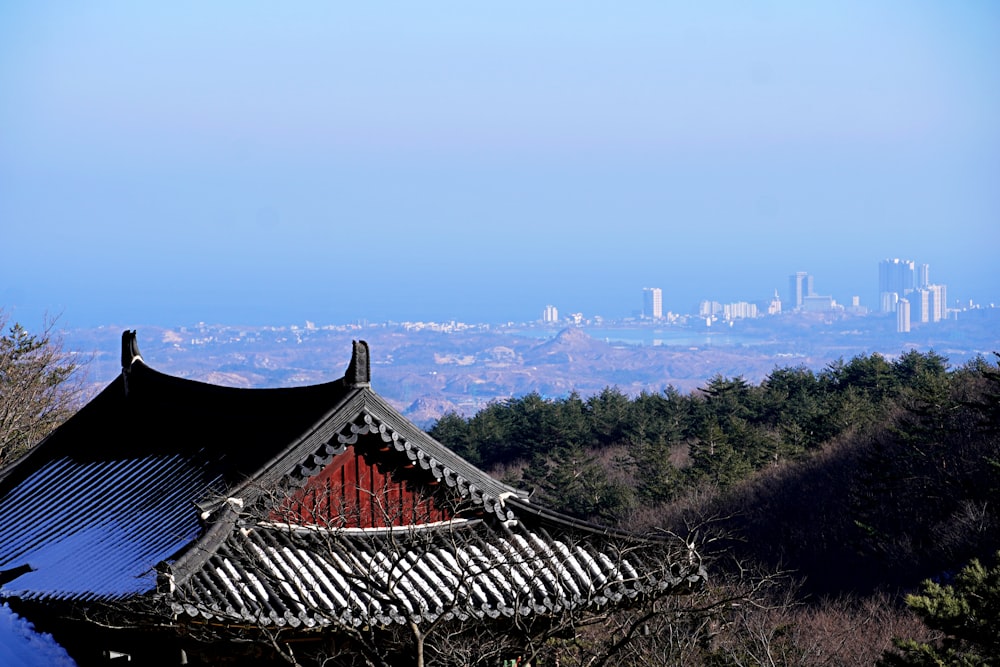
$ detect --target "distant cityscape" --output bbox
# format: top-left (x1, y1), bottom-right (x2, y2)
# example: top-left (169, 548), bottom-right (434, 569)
top-left (60, 256), bottom-right (998, 423)
top-left (542, 258), bottom-right (991, 335)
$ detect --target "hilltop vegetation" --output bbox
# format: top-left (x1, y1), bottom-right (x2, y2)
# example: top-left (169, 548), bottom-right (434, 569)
top-left (430, 350), bottom-right (1000, 664)
top-left (0, 312), bottom-right (85, 466)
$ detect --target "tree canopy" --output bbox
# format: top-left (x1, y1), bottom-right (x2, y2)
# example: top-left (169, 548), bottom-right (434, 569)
top-left (429, 351), bottom-right (983, 523)
top-left (881, 552), bottom-right (1000, 666)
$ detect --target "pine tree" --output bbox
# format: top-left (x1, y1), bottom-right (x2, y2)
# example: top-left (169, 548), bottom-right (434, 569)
top-left (880, 553), bottom-right (1000, 666)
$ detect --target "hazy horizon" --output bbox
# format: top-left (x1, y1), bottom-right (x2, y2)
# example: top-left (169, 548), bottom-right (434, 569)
top-left (2, 3), bottom-right (998, 329)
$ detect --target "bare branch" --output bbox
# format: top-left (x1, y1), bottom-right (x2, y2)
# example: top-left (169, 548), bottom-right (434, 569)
top-left (0, 310), bottom-right (87, 465)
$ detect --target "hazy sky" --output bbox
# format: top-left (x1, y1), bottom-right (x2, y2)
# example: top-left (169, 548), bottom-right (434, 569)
top-left (2, 2), bottom-right (998, 328)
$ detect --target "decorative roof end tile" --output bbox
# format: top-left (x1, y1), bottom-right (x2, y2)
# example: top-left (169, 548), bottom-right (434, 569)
top-left (121, 329), bottom-right (143, 396)
top-left (121, 330), bottom-right (143, 370)
top-left (345, 340), bottom-right (370, 388)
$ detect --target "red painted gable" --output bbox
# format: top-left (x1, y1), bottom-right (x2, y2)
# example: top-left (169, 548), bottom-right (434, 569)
top-left (273, 439), bottom-right (454, 528)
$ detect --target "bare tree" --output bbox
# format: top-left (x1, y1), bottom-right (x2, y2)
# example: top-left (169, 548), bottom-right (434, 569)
top-left (0, 310), bottom-right (85, 465)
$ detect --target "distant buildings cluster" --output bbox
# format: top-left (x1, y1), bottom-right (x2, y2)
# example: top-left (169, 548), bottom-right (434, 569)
top-left (698, 300), bottom-right (758, 322)
top-left (539, 258), bottom-right (959, 334)
top-left (879, 258), bottom-right (948, 332)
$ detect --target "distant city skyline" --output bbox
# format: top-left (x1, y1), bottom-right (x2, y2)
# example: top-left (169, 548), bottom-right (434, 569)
top-left (533, 257), bottom-right (976, 327)
top-left (1, 3), bottom-right (997, 329)
top-left (6, 250), bottom-right (996, 330)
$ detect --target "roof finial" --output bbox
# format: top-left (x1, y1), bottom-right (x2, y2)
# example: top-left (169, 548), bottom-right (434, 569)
top-left (345, 340), bottom-right (370, 388)
top-left (121, 330), bottom-right (143, 370)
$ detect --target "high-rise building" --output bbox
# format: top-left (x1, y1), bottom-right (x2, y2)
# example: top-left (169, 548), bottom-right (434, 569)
top-left (723, 302), bottom-right (758, 320)
top-left (542, 304), bottom-right (559, 323)
top-left (880, 291), bottom-right (899, 314)
top-left (904, 283), bottom-right (947, 325)
top-left (699, 301), bottom-right (723, 318)
top-left (917, 263), bottom-right (930, 289)
top-left (788, 272), bottom-right (814, 310)
top-left (642, 287), bottom-right (663, 320)
top-left (913, 288), bottom-right (931, 323)
top-left (929, 284), bottom-right (947, 322)
top-left (879, 258), bottom-right (916, 313)
top-left (897, 298), bottom-right (911, 333)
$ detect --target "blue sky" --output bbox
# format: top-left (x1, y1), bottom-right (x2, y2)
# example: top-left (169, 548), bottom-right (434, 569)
top-left (1, 2), bottom-right (998, 327)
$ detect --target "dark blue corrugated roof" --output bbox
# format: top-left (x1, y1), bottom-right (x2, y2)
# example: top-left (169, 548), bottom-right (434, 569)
top-left (0, 454), bottom-right (221, 600)
top-left (0, 352), bottom-right (351, 602)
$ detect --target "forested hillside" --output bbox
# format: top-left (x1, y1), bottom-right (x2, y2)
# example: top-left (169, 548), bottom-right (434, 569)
top-left (430, 350), bottom-right (1000, 664)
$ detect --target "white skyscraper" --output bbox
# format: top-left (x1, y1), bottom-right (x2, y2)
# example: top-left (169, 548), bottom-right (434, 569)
top-left (906, 285), bottom-right (947, 325)
top-left (913, 288), bottom-right (931, 323)
top-left (929, 284), bottom-right (947, 322)
top-left (917, 263), bottom-right (931, 289)
top-left (897, 298), bottom-right (911, 333)
top-left (642, 287), bottom-right (663, 319)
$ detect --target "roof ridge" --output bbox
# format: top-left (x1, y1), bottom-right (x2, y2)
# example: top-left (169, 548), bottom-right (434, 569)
top-left (255, 516), bottom-right (479, 536)
top-left (355, 392), bottom-right (528, 519)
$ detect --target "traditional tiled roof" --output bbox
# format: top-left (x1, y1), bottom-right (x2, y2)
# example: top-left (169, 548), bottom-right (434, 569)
top-left (171, 517), bottom-right (701, 630)
top-left (0, 332), bottom-right (705, 633)
top-left (0, 335), bottom-right (349, 604)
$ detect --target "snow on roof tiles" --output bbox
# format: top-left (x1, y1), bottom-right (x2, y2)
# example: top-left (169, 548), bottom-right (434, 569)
top-left (0, 454), bottom-right (223, 601)
top-left (172, 518), bottom-right (704, 629)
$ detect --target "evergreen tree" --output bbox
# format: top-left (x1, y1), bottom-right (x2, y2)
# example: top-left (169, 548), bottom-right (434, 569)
top-left (881, 553), bottom-right (1000, 666)
top-left (521, 443), bottom-right (634, 521)
top-left (687, 418), bottom-right (752, 488)
top-left (428, 412), bottom-right (478, 465)
top-left (629, 388), bottom-right (690, 504)
top-left (761, 365), bottom-right (829, 451)
top-left (585, 386), bottom-right (632, 447)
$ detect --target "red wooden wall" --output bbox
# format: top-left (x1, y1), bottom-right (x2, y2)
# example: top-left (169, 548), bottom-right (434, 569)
top-left (273, 442), bottom-right (454, 528)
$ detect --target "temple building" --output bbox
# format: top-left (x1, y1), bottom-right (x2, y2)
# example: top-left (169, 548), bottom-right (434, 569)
top-left (0, 332), bottom-right (704, 666)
